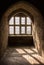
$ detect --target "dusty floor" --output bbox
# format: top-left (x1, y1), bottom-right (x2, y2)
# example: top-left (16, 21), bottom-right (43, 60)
top-left (0, 47), bottom-right (44, 65)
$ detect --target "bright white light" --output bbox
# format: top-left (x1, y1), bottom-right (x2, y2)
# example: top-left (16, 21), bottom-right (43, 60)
top-left (15, 17), bottom-right (20, 25)
top-left (27, 17), bottom-right (32, 25)
top-left (21, 26), bottom-right (25, 34)
top-left (21, 17), bottom-right (25, 25)
top-left (9, 17), bottom-right (14, 25)
top-left (27, 26), bottom-right (31, 34)
top-left (15, 26), bottom-right (20, 34)
top-left (9, 26), bottom-right (14, 34)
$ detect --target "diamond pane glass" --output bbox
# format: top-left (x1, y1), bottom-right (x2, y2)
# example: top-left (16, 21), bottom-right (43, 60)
top-left (15, 26), bottom-right (20, 34)
top-left (9, 26), bottom-right (14, 34)
top-left (27, 17), bottom-right (32, 25)
top-left (21, 26), bottom-right (25, 34)
top-left (27, 26), bottom-right (31, 34)
top-left (21, 17), bottom-right (25, 25)
top-left (9, 17), bottom-right (14, 25)
top-left (15, 17), bottom-right (20, 25)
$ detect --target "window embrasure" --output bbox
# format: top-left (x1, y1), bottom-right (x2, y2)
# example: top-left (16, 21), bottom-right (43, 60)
top-left (9, 16), bottom-right (32, 36)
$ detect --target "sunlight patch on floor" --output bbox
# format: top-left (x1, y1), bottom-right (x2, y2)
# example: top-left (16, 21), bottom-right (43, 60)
top-left (32, 54), bottom-right (44, 64)
top-left (0, 47), bottom-right (44, 65)
top-left (24, 49), bottom-right (34, 54)
top-left (23, 55), bottom-right (40, 64)
top-left (16, 49), bottom-right (26, 54)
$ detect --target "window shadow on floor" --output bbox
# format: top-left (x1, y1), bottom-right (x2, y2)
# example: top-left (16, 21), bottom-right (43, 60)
top-left (0, 47), bottom-right (44, 65)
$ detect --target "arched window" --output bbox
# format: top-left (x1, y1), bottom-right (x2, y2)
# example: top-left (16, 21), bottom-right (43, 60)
top-left (9, 14), bottom-right (32, 35)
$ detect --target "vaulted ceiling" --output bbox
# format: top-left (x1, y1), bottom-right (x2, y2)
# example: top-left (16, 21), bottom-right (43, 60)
top-left (0, 0), bottom-right (44, 19)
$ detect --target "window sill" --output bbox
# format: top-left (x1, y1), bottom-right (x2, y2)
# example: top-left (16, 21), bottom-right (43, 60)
top-left (8, 35), bottom-right (32, 37)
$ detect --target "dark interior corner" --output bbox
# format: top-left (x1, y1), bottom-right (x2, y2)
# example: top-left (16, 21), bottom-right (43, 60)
top-left (0, 0), bottom-right (44, 19)
top-left (8, 36), bottom-right (34, 47)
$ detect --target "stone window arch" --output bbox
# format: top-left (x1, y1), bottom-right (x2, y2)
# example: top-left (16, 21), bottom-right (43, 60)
top-left (8, 9), bottom-right (33, 36)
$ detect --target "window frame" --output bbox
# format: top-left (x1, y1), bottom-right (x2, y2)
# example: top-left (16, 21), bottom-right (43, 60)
top-left (9, 16), bottom-right (32, 35)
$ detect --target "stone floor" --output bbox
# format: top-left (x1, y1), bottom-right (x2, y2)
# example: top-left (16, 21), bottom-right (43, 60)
top-left (0, 47), bottom-right (44, 65)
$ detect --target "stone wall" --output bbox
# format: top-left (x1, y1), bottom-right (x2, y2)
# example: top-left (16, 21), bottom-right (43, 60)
top-left (32, 16), bottom-right (44, 56)
top-left (0, 16), bottom-right (8, 59)
top-left (0, 1), bottom-right (44, 59)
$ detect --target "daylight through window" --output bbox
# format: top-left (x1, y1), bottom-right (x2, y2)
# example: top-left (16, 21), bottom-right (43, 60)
top-left (9, 16), bottom-right (32, 35)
